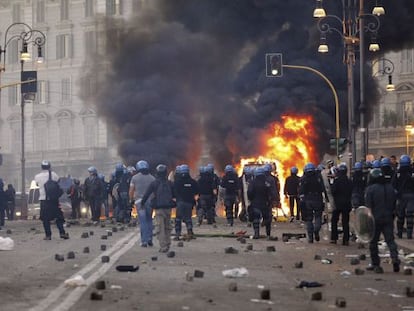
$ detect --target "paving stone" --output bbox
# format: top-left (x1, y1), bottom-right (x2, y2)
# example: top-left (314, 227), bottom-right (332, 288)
top-left (260, 288), bottom-right (270, 300)
top-left (335, 297), bottom-right (346, 307)
top-left (177, 241), bottom-right (184, 247)
top-left (89, 231), bottom-right (94, 236)
top-left (404, 268), bottom-right (413, 275)
top-left (194, 270), bottom-right (204, 278)
top-left (101, 235), bottom-right (108, 240)
top-left (166, 251), bottom-right (175, 258)
top-left (358, 254), bottom-right (366, 260)
top-left (224, 247), bottom-right (238, 254)
top-left (246, 244), bottom-right (253, 251)
top-left (90, 292), bottom-right (103, 300)
top-left (101, 256), bottom-right (110, 263)
top-left (101, 245), bottom-right (107, 251)
top-left (294, 261), bottom-right (303, 268)
top-left (228, 282), bottom-right (238, 292)
top-left (354, 268), bottom-right (365, 275)
top-left (67, 251), bottom-right (75, 259)
top-left (95, 280), bottom-right (106, 290)
top-left (55, 254), bottom-right (64, 262)
top-left (81, 232), bottom-right (89, 238)
top-left (83, 247), bottom-right (90, 254)
top-left (266, 246), bottom-right (276, 252)
top-left (311, 292), bottom-right (322, 301)
top-left (350, 258), bottom-right (360, 265)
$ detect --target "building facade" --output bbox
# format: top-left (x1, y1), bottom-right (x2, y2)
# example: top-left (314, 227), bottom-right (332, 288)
top-left (0, 0), bottom-right (149, 191)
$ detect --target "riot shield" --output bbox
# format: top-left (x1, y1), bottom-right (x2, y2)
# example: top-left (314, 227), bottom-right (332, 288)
top-left (352, 206), bottom-right (375, 243)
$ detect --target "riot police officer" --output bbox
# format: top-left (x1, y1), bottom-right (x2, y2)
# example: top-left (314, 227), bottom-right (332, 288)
top-left (220, 165), bottom-right (240, 226)
top-left (197, 166), bottom-right (217, 225)
top-left (351, 162), bottom-right (367, 209)
top-left (284, 166), bottom-right (301, 221)
top-left (299, 162), bottom-right (328, 243)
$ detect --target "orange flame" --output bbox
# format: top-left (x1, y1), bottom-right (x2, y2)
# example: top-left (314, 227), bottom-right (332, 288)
top-left (238, 114), bottom-right (318, 217)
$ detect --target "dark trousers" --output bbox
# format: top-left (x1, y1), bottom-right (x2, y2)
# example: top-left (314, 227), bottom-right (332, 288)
top-left (330, 208), bottom-right (350, 242)
top-left (369, 219), bottom-right (399, 266)
top-left (89, 197), bottom-right (101, 222)
top-left (197, 195), bottom-right (214, 224)
top-left (40, 200), bottom-right (65, 237)
top-left (288, 195), bottom-right (300, 219)
top-left (6, 202), bottom-right (15, 220)
top-left (397, 195), bottom-right (414, 238)
top-left (175, 201), bottom-right (193, 235)
top-left (71, 200), bottom-right (81, 219)
top-left (0, 206), bottom-right (5, 226)
top-left (43, 217), bottom-right (65, 238)
top-left (224, 195), bottom-right (237, 225)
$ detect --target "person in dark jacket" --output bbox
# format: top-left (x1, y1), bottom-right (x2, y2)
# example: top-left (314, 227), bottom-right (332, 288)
top-left (0, 179), bottom-right (6, 228)
top-left (351, 162), bottom-right (367, 209)
top-left (5, 184), bottom-right (16, 221)
top-left (330, 163), bottom-right (353, 245)
top-left (68, 179), bottom-right (82, 219)
top-left (247, 167), bottom-right (272, 239)
top-left (197, 166), bottom-right (217, 225)
top-left (284, 166), bottom-right (301, 221)
top-left (173, 164), bottom-right (199, 240)
top-left (220, 165), bottom-right (240, 226)
top-left (299, 162), bottom-right (328, 243)
top-left (142, 164), bottom-right (176, 253)
top-left (83, 166), bottom-right (104, 223)
top-left (365, 168), bottom-right (400, 273)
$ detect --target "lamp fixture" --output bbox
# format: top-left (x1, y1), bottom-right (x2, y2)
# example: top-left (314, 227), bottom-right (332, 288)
top-left (313, 0), bottom-right (326, 18)
top-left (369, 41), bottom-right (380, 52)
top-left (37, 46), bottom-right (44, 63)
top-left (372, 1), bottom-right (385, 16)
top-left (20, 41), bottom-right (31, 61)
top-left (386, 75), bottom-right (395, 92)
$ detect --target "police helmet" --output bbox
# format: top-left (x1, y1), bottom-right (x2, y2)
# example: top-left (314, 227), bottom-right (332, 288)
top-left (136, 160), bottom-right (149, 171)
top-left (380, 157), bottom-right (391, 167)
top-left (41, 160), bottom-right (51, 170)
top-left (254, 166), bottom-right (265, 176)
top-left (127, 166), bottom-right (136, 174)
top-left (400, 155), bottom-right (411, 167)
top-left (369, 168), bottom-right (383, 181)
top-left (372, 160), bottom-right (381, 168)
top-left (353, 161), bottom-right (363, 171)
top-left (317, 164), bottom-right (325, 171)
top-left (338, 163), bottom-right (347, 172)
top-left (180, 164), bottom-right (190, 174)
top-left (156, 164), bottom-right (167, 175)
top-left (115, 163), bottom-right (124, 172)
top-left (225, 164), bottom-right (234, 173)
top-left (304, 162), bottom-right (316, 173)
top-left (199, 166), bottom-right (206, 174)
top-left (263, 163), bottom-right (272, 173)
top-left (98, 173), bottom-right (105, 180)
top-left (291, 166), bottom-right (298, 174)
top-left (206, 163), bottom-right (214, 173)
top-left (88, 166), bottom-right (97, 174)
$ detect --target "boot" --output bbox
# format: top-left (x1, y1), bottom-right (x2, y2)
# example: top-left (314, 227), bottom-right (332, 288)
top-left (253, 228), bottom-right (260, 239)
top-left (187, 229), bottom-right (195, 239)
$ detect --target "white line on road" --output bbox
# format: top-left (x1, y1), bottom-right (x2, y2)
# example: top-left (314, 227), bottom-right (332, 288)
top-left (29, 231), bottom-right (139, 311)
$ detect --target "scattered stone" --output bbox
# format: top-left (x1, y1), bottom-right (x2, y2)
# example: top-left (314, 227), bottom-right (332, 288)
top-left (55, 254), bottom-right (64, 262)
top-left (90, 292), bottom-right (103, 300)
top-left (112, 227), bottom-right (118, 232)
top-left (96, 280), bottom-right (106, 290)
top-left (268, 236), bottom-right (278, 241)
top-left (67, 251), bottom-right (75, 259)
top-left (6, 229), bottom-right (12, 234)
top-left (260, 288), bottom-right (270, 300)
top-left (101, 235), bottom-right (108, 240)
top-left (282, 233), bottom-right (306, 240)
top-left (151, 256), bottom-right (158, 261)
top-left (311, 292), bottom-right (322, 301)
top-left (120, 227), bottom-right (125, 231)
top-left (335, 297), bottom-right (346, 308)
top-left (359, 254), bottom-right (366, 260)
top-left (185, 272), bottom-right (193, 281)
top-left (107, 232), bottom-right (113, 237)
top-left (224, 247), bottom-right (239, 254)
top-left (101, 245), bottom-right (107, 251)
top-left (266, 246), bottom-right (276, 252)
top-left (81, 232), bottom-right (89, 238)
top-left (239, 238), bottom-right (246, 244)
top-left (246, 244), bottom-right (253, 251)
top-left (194, 270), bottom-right (204, 278)
top-left (228, 282), bottom-right (238, 292)
top-left (406, 287), bottom-right (414, 297)
top-left (294, 261), bottom-right (303, 269)
top-left (350, 258), bottom-right (360, 265)
top-left (66, 223), bottom-right (71, 228)
top-left (116, 265), bottom-right (139, 272)
top-left (354, 268), bottom-right (365, 275)
top-left (89, 231), bottom-right (94, 236)
top-left (282, 235), bottom-right (289, 242)
top-left (101, 256), bottom-right (110, 263)
top-left (83, 247), bottom-right (90, 254)
top-left (404, 268), bottom-right (413, 275)
top-left (314, 254), bottom-right (322, 260)
top-left (374, 266), bottom-right (384, 274)
top-left (166, 251), bottom-right (175, 258)
top-left (100, 223), bottom-right (106, 228)
top-left (177, 241), bottom-right (184, 247)
top-left (357, 243), bottom-right (365, 249)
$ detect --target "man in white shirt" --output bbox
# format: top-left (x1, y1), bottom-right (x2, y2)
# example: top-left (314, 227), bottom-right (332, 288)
top-left (34, 160), bottom-right (69, 240)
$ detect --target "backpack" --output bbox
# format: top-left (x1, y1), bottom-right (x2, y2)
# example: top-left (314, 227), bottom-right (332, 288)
top-left (153, 179), bottom-right (174, 208)
top-left (44, 171), bottom-right (63, 202)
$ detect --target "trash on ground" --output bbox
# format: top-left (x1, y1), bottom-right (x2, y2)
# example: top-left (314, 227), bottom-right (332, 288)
top-left (222, 267), bottom-right (249, 278)
top-left (116, 265), bottom-right (139, 272)
top-left (64, 275), bottom-right (87, 287)
top-left (250, 299), bottom-right (274, 305)
top-left (297, 281), bottom-right (324, 288)
top-left (0, 237), bottom-right (14, 250)
top-left (340, 270), bottom-right (351, 277)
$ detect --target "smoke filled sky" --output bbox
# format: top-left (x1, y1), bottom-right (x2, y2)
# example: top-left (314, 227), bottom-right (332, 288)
top-left (87, 0), bottom-right (414, 170)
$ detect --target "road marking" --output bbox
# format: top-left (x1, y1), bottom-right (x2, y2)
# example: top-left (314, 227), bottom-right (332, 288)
top-left (29, 231), bottom-right (139, 311)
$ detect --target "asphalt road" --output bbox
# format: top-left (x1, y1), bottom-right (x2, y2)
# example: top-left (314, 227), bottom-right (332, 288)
top-left (1, 218), bottom-right (414, 311)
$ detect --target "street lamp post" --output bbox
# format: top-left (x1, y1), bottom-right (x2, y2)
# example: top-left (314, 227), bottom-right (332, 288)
top-left (313, 0), bottom-right (384, 166)
top-left (0, 22), bottom-right (46, 218)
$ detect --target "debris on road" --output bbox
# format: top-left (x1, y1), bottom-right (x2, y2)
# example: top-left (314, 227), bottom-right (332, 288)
top-left (55, 254), bottom-right (64, 262)
top-left (222, 267), bottom-right (249, 278)
top-left (335, 297), bottom-right (346, 307)
top-left (81, 232), bottom-right (89, 238)
top-left (96, 280), bottom-right (106, 290)
top-left (266, 246), bottom-right (276, 252)
top-left (228, 282), bottom-right (237, 291)
top-left (296, 281), bottom-right (323, 288)
top-left (64, 275), bottom-right (87, 287)
top-left (90, 292), bottom-right (103, 301)
top-left (294, 261), bottom-right (303, 268)
top-left (224, 247), bottom-right (238, 254)
top-left (194, 270), bottom-right (204, 278)
top-left (101, 256), bottom-right (110, 263)
top-left (311, 292), bottom-right (322, 301)
top-left (83, 247), bottom-right (90, 253)
top-left (101, 245), bottom-right (107, 251)
top-left (260, 288), bottom-right (271, 300)
top-left (321, 258), bottom-right (332, 264)
top-left (116, 265), bottom-right (139, 272)
top-left (67, 251), bottom-right (75, 259)
top-left (0, 237), bottom-right (14, 250)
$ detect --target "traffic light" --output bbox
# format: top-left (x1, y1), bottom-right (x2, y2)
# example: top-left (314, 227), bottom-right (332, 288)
top-left (266, 53), bottom-right (283, 77)
top-left (329, 138), bottom-right (348, 154)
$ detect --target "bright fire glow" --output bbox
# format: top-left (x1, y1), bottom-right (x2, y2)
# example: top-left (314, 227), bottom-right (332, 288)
top-left (238, 114), bottom-right (318, 218)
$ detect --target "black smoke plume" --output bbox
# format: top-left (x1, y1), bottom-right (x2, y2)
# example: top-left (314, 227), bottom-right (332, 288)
top-left (83, 0), bottom-right (414, 170)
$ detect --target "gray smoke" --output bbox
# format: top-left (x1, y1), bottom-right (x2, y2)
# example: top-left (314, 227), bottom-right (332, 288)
top-left (83, 0), bottom-right (414, 170)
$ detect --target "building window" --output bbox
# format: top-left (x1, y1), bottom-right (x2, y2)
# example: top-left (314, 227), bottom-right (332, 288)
top-left (58, 118), bottom-right (71, 149)
top-left (36, 0), bottom-right (46, 23)
top-left (401, 49), bottom-right (414, 74)
top-left (106, 0), bottom-right (122, 16)
top-left (56, 34), bottom-right (73, 59)
top-left (60, 0), bottom-right (69, 21)
top-left (404, 101), bottom-right (414, 125)
top-left (61, 78), bottom-right (71, 104)
top-left (37, 80), bottom-right (49, 104)
top-left (85, 0), bottom-right (94, 17)
top-left (84, 117), bottom-right (97, 147)
top-left (33, 120), bottom-right (48, 152)
top-left (84, 30), bottom-right (97, 59)
top-left (8, 86), bottom-right (19, 106)
top-left (12, 3), bottom-right (21, 23)
top-left (7, 39), bottom-right (19, 65)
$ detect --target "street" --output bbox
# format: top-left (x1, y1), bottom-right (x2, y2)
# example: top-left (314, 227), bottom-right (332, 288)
top-left (1, 218), bottom-right (414, 311)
